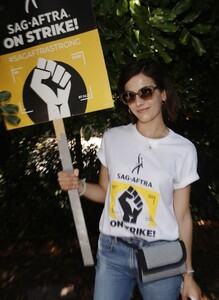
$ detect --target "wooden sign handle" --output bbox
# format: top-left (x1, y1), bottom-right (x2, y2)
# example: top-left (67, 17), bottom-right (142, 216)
top-left (53, 118), bottom-right (94, 266)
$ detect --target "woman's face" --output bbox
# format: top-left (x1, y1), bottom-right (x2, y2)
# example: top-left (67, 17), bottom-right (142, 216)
top-left (124, 73), bottom-right (166, 125)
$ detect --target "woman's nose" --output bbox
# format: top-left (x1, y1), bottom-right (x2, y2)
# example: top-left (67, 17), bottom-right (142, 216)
top-left (135, 95), bottom-right (144, 106)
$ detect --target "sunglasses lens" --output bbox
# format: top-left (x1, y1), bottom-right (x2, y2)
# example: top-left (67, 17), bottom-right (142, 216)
top-left (120, 86), bottom-right (156, 104)
top-left (122, 92), bottom-right (135, 104)
top-left (140, 87), bottom-right (153, 100)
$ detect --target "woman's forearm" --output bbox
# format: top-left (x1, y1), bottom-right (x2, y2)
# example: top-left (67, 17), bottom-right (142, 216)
top-left (178, 210), bottom-right (193, 270)
top-left (78, 180), bottom-right (106, 203)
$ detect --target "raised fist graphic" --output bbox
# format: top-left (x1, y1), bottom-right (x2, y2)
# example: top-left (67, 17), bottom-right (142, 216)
top-left (118, 186), bottom-right (143, 224)
top-left (30, 58), bottom-right (71, 120)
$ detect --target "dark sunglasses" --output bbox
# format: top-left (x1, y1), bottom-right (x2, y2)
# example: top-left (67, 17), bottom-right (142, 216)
top-left (120, 86), bottom-right (158, 105)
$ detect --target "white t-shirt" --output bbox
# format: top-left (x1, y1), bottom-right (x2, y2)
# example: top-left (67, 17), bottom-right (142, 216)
top-left (97, 123), bottom-right (199, 241)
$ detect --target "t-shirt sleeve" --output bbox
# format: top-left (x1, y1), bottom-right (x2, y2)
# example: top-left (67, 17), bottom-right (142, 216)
top-left (174, 144), bottom-right (199, 189)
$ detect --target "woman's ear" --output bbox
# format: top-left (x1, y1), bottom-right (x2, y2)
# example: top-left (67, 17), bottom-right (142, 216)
top-left (161, 90), bottom-right (167, 102)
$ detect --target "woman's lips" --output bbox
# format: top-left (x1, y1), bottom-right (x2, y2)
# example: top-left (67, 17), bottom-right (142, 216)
top-left (136, 107), bottom-right (149, 113)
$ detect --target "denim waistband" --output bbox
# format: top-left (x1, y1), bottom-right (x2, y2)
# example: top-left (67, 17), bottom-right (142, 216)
top-left (101, 233), bottom-right (175, 249)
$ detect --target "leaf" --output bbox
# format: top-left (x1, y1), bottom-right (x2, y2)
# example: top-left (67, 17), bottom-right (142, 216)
top-left (191, 24), bottom-right (212, 34)
top-left (129, 0), bottom-right (140, 14)
top-left (179, 28), bottom-right (191, 45)
top-left (152, 8), bottom-right (176, 22)
top-left (111, 43), bottom-right (126, 65)
top-left (116, 0), bottom-right (128, 16)
top-left (130, 4), bottom-right (150, 32)
top-left (131, 3), bottom-right (149, 21)
top-left (0, 104), bottom-right (19, 114)
top-left (102, 0), bottom-right (114, 13)
top-left (133, 29), bottom-right (140, 43)
top-left (155, 35), bottom-right (175, 50)
top-left (4, 115), bottom-right (20, 125)
top-left (0, 91), bottom-right (11, 102)
top-left (126, 35), bottom-right (139, 54)
top-left (182, 10), bottom-right (201, 23)
top-left (152, 22), bottom-right (179, 33)
top-left (154, 42), bottom-right (172, 63)
top-left (83, 126), bottom-right (92, 141)
top-left (191, 35), bottom-right (206, 56)
top-left (95, 0), bottom-right (114, 16)
top-left (173, 0), bottom-right (193, 16)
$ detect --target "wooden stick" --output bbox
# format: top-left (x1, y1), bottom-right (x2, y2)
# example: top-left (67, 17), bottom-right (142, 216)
top-left (53, 118), bottom-right (94, 266)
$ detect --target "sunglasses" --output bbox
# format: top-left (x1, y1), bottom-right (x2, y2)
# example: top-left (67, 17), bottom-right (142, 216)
top-left (120, 86), bottom-right (158, 105)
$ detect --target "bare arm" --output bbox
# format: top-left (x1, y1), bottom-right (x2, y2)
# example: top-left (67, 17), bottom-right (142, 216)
top-left (174, 185), bottom-right (201, 300)
top-left (57, 164), bottom-right (108, 203)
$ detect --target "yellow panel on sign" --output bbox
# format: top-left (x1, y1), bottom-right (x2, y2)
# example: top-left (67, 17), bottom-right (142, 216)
top-left (0, 29), bottom-right (114, 130)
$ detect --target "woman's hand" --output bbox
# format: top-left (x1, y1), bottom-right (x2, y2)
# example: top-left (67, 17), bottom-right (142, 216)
top-left (181, 275), bottom-right (202, 300)
top-left (58, 164), bottom-right (108, 203)
top-left (57, 169), bottom-right (80, 192)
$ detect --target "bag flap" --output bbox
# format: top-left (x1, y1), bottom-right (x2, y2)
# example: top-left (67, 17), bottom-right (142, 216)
top-left (136, 240), bottom-right (186, 273)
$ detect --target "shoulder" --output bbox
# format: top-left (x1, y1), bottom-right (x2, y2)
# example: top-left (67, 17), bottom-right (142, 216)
top-left (168, 129), bottom-right (197, 152)
top-left (97, 123), bottom-right (134, 161)
top-left (103, 123), bottom-right (134, 139)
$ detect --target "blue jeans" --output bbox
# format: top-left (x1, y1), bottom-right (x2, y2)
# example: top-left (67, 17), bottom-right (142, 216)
top-left (93, 233), bottom-right (182, 300)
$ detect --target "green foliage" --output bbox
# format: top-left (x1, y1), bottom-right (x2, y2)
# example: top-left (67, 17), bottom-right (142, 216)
top-left (0, 91), bottom-right (20, 125)
top-left (92, 0), bottom-right (213, 72)
top-left (172, 0), bottom-right (193, 15)
top-left (0, 91), bottom-right (11, 102)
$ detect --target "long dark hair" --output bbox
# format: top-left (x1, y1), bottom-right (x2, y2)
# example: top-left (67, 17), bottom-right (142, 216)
top-left (117, 60), bottom-right (179, 122)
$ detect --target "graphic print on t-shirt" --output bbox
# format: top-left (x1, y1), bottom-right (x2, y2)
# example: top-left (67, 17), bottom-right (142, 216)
top-left (110, 181), bottom-right (159, 228)
top-left (118, 186), bottom-right (143, 224)
top-left (131, 153), bottom-right (143, 174)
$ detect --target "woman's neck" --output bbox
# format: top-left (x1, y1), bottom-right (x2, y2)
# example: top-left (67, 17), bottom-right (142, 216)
top-left (136, 121), bottom-right (168, 139)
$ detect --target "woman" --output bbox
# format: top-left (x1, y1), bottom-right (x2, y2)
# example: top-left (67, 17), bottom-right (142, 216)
top-left (58, 60), bottom-right (201, 300)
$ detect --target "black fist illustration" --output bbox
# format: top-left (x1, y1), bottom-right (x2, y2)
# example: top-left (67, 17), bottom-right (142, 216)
top-left (118, 186), bottom-right (143, 224)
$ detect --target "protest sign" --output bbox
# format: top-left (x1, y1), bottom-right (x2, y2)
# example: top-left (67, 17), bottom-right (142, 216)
top-left (0, 0), bottom-right (113, 129)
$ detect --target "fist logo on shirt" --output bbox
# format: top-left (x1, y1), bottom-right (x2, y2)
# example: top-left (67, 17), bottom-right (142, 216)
top-left (118, 186), bottom-right (143, 224)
